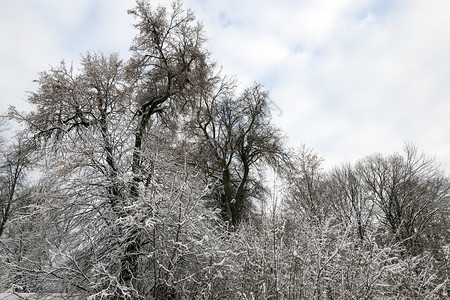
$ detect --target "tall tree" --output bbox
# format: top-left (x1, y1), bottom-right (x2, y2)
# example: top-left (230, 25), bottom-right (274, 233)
top-left (127, 0), bottom-right (211, 196)
top-left (8, 1), bottom-right (213, 297)
top-left (192, 83), bottom-right (285, 226)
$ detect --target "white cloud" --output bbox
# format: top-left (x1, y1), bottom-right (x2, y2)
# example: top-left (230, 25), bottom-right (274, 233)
top-left (303, 0), bottom-right (450, 168)
top-left (193, 0), bottom-right (450, 171)
top-left (0, 2), bottom-right (63, 112)
top-left (0, 0), bottom-right (136, 113)
top-left (1, 0), bottom-right (450, 171)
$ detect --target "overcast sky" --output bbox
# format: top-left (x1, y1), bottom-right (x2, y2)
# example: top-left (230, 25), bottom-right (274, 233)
top-left (1, 0), bottom-right (450, 171)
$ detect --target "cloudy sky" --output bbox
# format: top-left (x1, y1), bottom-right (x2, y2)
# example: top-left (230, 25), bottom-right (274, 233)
top-left (1, 0), bottom-right (450, 171)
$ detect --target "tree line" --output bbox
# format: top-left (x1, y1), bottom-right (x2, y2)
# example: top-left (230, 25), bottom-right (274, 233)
top-left (1, 1), bottom-right (449, 299)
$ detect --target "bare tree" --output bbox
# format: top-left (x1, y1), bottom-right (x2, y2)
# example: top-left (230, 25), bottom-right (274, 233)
top-left (329, 163), bottom-right (375, 239)
top-left (192, 83), bottom-right (285, 226)
top-left (357, 144), bottom-right (450, 252)
top-left (281, 145), bottom-right (329, 222)
top-left (7, 1), bottom-right (214, 297)
top-left (0, 130), bottom-right (32, 238)
top-left (3, 1), bottom-right (450, 298)
top-left (127, 0), bottom-right (211, 195)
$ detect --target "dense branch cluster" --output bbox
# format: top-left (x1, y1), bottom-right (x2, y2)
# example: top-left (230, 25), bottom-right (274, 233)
top-left (0, 1), bottom-right (449, 299)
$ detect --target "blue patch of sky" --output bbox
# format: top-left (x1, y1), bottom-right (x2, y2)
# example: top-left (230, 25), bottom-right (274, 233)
top-left (292, 43), bottom-right (307, 55)
top-left (218, 11), bottom-right (232, 28)
top-left (190, 0), bottom-right (234, 28)
top-left (257, 72), bottom-right (280, 92)
top-left (354, 0), bottom-right (397, 23)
